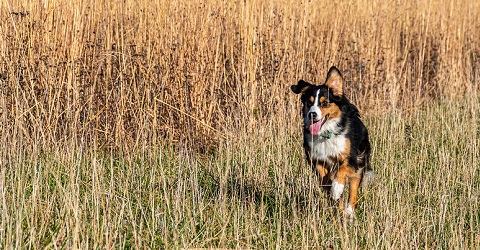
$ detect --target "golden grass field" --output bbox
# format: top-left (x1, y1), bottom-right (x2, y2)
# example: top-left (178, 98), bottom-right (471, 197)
top-left (1, 0), bottom-right (479, 248)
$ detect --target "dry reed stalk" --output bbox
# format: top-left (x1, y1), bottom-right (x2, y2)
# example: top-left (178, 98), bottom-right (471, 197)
top-left (0, 0), bottom-right (478, 248)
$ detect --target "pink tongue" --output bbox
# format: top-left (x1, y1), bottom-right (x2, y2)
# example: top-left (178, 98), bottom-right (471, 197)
top-left (309, 121), bottom-right (323, 135)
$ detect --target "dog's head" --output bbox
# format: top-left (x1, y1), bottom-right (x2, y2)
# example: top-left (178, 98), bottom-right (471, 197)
top-left (291, 66), bottom-right (346, 136)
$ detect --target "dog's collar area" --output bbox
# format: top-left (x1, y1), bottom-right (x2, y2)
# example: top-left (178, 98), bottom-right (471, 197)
top-left (319, 130), bottom-right (333, 139)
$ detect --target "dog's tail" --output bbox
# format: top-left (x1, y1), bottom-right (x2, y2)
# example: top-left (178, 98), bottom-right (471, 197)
top-left (361, 166), bottom-right (375, 187)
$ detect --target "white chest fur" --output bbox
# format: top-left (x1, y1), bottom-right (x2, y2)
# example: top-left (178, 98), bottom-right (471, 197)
top-left (306, 118), bottom-right (347, 161)
top-left (308, 133), bottom-right (347, 161)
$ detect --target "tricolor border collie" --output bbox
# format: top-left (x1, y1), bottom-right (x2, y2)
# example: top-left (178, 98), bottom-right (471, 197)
top-left (291, 66), bottom-right (374, 218)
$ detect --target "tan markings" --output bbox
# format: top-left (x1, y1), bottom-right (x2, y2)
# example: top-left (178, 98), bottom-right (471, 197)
top-left (334, 164), bottom-right (349, 185)
top-left (325, 69), bottom-right (343, 96)
top-left (315, 164), bottom-right (329, 178)
top-left (352, 166), bottom-right (365, 179)
top-left (315, 163), bottom-right (331, 189)
top-left (321, 103), bottom-right (341, 119)
top-left (334, 161), bottom-right (361, 185)
top-left (329, 104), bottom-right (341, 119)
top-left (332, 164), bottom-right (354, 212)
top-left (333, 162), bottom-right (364, 211)
top-left (309, 96), bottom-right (315, 103)
top-left (318, 95), bottom-right (341, 119)
top-left (348, 178), bottom-right (361, 209)
top-left (338, 198), bottom-right (345, 213)
top-left (344, 139), bottom-right (351, 159)
top-left (329, 169), bottom-right (337, 180)
top-left (326, 138), bottom-right (351, 165)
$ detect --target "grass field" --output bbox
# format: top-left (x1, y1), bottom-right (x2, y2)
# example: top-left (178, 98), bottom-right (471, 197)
top-left (1, 0), bottom-right (479, 248)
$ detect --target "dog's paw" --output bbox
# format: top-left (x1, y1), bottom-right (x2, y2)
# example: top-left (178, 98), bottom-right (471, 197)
top-left (344, 204), bottom-right (355, 220)
top-left (331, 180), bottom-right (344, 200)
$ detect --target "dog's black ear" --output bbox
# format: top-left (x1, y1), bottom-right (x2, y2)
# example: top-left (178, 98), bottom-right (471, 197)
top-left (291, 80), bottom-right (312, 94)
top-left (325, 66), bottom-right (343, 96)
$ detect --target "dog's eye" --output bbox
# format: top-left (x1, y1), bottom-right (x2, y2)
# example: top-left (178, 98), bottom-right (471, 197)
top-left (320, 101), bottom-right (329, 108)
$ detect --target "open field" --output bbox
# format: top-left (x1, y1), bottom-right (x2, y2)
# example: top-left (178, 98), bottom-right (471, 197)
top-left (1, 98), bottom-right (479, 249)
top-left (1, 0), bottom-right (479, 248)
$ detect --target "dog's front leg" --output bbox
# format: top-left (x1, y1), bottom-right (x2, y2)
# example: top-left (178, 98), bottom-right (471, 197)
top-left (331, 165), bottom-right (348, 201)
top-left (332, 165), bottom-right (362, 219)
top-left (314, 164), bottom-right (331, 190)
top-left (345, 177), bottom-right (361, 217)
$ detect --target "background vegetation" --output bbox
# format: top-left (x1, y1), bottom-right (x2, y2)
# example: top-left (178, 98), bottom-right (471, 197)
top-left (0, 0), bottom-right (479, 248)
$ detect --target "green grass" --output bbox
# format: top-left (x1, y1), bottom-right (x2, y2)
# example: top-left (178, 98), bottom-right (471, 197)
top-left (2, 98), bottom-right (478, 248)
top-left (1, 0), bottom-right (479, 248)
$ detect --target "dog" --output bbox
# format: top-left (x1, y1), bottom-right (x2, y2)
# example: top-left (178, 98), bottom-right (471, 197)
top-left (291, 66), bottom-right (374, 218)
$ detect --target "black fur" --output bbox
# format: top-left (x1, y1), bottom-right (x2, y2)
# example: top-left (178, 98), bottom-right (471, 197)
top-left (292, 66), bottom-right (373, 188)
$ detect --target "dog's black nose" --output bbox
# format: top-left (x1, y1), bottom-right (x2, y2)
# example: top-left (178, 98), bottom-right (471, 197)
top-left (308, 112), bottom-right (317, 120)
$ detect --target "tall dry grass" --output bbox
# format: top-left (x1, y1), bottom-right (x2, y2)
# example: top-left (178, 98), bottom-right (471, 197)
top-left (0, 0), bottom-right (479, 248)
top-left (1, 0), bottom-right (478, 151)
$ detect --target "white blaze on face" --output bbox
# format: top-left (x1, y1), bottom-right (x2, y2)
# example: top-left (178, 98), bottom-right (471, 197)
top-left (307, 89), bottom-right (322, 121)
top-left (306, 89), bottom-right (326, 135)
